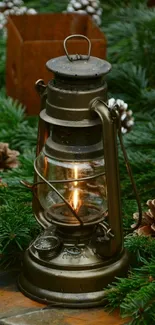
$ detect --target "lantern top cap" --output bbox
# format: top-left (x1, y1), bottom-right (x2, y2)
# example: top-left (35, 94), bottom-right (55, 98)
top-left (46, 34), bottom-right (111, 79)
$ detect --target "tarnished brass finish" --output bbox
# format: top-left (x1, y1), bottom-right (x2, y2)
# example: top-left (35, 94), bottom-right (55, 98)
top-left (35, 79), bottom-right (49, 156)
top-left (33, 79), bottom-right (50, 228)
top-left (19, 250), bottom-right (128, 307)
top-left (19, 35), bottom-right (130, 306)
top-left (90, 99), bottom-right (123, 256)
top-left (40, 82), bottom-right (107, 127)
top-left (19, 225), bottom-right (129, 307)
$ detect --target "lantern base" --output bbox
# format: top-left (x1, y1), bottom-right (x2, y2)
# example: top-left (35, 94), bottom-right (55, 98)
top-left (18, 275), bottom-right (107, 307)
top-left (18, 248), bottom-right (129, 307)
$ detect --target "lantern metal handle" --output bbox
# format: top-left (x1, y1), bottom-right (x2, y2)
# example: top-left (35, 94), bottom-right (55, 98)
top-left (117, 112), bottom-right (143, 232)
top-left (35, 79), bottom-right (46, 95)
top-left (90, 98), bottom-right (142, 233)
top-left (63, 34), bottom-right (91, 62)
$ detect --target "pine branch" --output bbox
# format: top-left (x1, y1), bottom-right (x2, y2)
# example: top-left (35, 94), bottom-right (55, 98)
top-left (11, 123), bottom-right (38, 151)
top-left (24, 0), bottom-right (68, 12)
top-left (0, 93), bottom-right (38, 152)
top-left (0, 95), bottom-right (25, 126)
top-left (125, 235), bottom-right (155, 263)
top-left (107, 64), bottom-right (155, 111)
top-left (105, 273), bottom-right (148, 311)
top-left (105, 259), bottom-right (155, 324)
top-left (121, 283), bottom-right (155, 324)
top-left (103, 6), bottom-right (155, 87)
top-left (0, 201), bottom-right (40, 266)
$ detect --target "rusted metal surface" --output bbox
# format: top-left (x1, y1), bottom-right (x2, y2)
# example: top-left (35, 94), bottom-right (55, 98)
top-left (6, 13), bottom-right (106, 115)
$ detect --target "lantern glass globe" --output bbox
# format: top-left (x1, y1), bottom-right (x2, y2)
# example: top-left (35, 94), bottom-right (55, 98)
top-left (36, 151), bottom-right (107, 225)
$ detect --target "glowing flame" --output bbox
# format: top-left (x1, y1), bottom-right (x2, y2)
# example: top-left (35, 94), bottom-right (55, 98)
top-left (72, 165), bottom-right (79, 211)
top-left (73, 188), bottom-right (79, 211)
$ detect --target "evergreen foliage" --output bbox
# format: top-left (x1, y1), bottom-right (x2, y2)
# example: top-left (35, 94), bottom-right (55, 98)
top-left (0, 0), bottom-right (155, 323)
top-left (0, 95), bottom-right (38, 151)
top-left (0, 95), bottom-right (39, 266)
top-left (24, 0), bottom-right (68, 12)
top-left (105, 259), bottom-right (155, 324)
top-left (100, 1), bottom-right (155, 323)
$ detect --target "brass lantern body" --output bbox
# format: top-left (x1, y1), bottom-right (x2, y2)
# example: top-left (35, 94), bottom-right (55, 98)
top-left (18, 35), bottom-right (129, 307)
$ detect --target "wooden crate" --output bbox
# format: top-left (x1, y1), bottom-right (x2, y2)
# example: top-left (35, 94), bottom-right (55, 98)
top-left (148, 0), bottom-right (155, 5)
top-left (6, 13), bottom-right (106, 115)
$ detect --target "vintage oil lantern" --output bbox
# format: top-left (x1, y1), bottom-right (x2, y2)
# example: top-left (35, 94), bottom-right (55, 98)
top-left (19, 35), bottom-right (141, 306)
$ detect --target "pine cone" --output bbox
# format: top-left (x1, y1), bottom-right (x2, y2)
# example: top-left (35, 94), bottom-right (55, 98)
top-left (108, 98), bottom-right (134, 134)
top-left (133, 199), bottom-right (155, 236)
top-left (0, 143), bottom-right (20, 171)
top-left (66, 0), bottom-right (103, 26)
